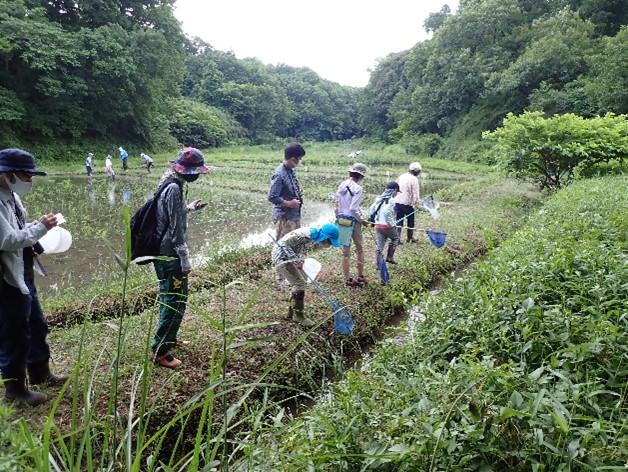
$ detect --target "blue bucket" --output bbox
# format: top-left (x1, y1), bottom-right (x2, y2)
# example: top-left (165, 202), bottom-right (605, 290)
top-left (426, 230), bottom-right (447, 248)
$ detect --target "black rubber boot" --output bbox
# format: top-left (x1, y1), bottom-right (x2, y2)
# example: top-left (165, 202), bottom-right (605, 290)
top-left (386, 244), bottom-right (398, 264)
top-left (3, 376), bottom-right (48, 406)
top-left (290, 291), bottom-right (315, 327)
top-left (407, 229), bottom-right (417, 243)
top-left (27, 360), bottom-right (69, 386)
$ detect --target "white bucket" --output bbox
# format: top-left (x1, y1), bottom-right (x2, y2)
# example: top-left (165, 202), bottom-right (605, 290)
top-left (38, 227), bottom-right (73, 254)
top-left (302, 258), bottom-right (322, 282)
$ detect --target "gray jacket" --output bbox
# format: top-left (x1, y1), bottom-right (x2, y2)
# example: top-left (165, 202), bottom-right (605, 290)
top-left (0, 189), bottom-right (47, 294)
top-left (155, 177), bottom-right (192, 272)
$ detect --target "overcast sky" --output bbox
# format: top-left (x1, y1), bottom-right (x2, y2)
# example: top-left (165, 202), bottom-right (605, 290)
top-left (173, 0), bottom-right (459, 87)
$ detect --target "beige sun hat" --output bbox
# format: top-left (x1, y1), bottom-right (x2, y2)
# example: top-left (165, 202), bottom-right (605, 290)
top-left (348, 162), bottom-right (367, 177)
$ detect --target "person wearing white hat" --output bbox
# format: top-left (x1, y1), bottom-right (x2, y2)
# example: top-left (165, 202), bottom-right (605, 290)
top-left (335, 162), bottom-right (369, 287)
top-left (0, 148), bottom-right (69, 406)
top-left (395, 162), bottom-right (423, 243)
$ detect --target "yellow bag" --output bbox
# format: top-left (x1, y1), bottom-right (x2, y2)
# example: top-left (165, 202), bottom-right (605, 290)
top-left (337, 217), bottom-right (353, 227)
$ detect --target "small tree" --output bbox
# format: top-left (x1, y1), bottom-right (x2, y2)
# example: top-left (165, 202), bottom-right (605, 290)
top-left (483, 111), bottom-right (627, 191)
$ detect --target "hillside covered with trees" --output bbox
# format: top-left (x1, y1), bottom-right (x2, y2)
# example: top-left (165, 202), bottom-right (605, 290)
top-left (0, 0), bottom-right (626, 161)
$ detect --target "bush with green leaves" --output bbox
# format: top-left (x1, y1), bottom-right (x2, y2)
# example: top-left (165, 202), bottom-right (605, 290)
top-left (241, 175), bottom-right (628, 470)
top-left (483, 111), bottom-right (628, 191)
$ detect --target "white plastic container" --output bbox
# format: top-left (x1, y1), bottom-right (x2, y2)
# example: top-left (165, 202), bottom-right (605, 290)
top-left (302, 258), bottom-right (322, 282)
top-left (39, 227), bottom-right (73, 254)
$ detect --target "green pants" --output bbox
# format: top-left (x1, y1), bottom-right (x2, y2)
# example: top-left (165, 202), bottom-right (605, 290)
top-left (152, 258), bottom-right (188, 356)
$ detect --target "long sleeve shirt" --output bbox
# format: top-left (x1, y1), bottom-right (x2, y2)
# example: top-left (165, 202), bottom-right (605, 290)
top-left (335, 179), bottom-right (364, 222)
top-left (155, 178), bottom-right (193, 272)
top-left (395, 172), bottom-right (420, 206)
top-left (0, 189), bottom-right (47, 294)
top-left (267, 163), bottom-right (302, 222)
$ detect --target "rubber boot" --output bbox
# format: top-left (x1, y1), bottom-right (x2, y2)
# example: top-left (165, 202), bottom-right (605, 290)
top-left (3, 375), bottom-right (48, 406)
top-left (290, 291), bottom-right (315, 327)
top-left (27, 360), bottom-right (70, 386)
top-left (407, 229), bottom-right (417, 243)
top-left (386, 243), bottom-right (398, 264)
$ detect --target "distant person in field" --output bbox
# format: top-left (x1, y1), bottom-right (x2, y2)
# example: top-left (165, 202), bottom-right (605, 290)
top-left (118, 146), bottom-right (129, 171)
top-left (149, 147), bottom-right (210, 369)
top-left (272, 223), bottom-right (341, 327)
top-left (85, 152), bottom-right (94, 180)
top-left (105, 154), bottom-right (115, 181)
top-left (395, 162), bottom-right (423, 244)
top-left (0, 148), bottom-right (69, 406)
top-left (267, 143), bottom-right (305, 241)
top-left (141, 153), bottom-right (154, 173)
top-left (335, 162), bottom-right (369, 287)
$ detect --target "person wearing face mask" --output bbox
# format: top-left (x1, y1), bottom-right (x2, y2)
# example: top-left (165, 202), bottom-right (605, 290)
top-left (0, 148), bottom-right (69, 406)
top-left (149, 147), bottom-right (210, 368)
top-left (267, 143), bottom-right (306, 241)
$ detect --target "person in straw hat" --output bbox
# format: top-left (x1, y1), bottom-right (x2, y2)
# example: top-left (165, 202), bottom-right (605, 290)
top-left (335, 162), bottom-right (369, 287)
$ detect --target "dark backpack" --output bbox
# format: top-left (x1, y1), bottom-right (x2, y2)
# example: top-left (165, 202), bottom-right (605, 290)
top-left (130, 177), bottom-right (181, 264)
top-left (368, 198), bottom-right (386, 224)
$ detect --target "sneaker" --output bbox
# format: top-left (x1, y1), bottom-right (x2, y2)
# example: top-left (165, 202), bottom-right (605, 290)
top-left (408, 239), bottom-right (419, 243)
top-left (345, 277), bottom-right (358, 287)
top-left (150, 351), bottom-right (182, 369)
top-left (356, 275), bottom-right (369, 287)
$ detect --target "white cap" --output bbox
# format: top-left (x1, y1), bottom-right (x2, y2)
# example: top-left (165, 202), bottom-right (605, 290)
top-left (409, 162), bottom-right (422, 172)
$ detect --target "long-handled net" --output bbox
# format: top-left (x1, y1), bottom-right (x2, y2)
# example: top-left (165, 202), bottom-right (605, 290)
top-left (270, 233), bottom-right (356, 334)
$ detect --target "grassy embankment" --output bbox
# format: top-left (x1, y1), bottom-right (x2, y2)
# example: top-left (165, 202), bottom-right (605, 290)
top-left (0, 142), bottom-right (542, 469)
top-left (240, 175), bottom-right (628, 471)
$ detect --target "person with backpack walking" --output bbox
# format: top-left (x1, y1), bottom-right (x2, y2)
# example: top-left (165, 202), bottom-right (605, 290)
top-left (335, 162), bottom-right (369, 287)
top-left (149, 147), bottom-right (210, 368)
top-left (0, 148), bottom-right (69, 406)
top-left (395, 162), bottom-right (423, 243)
top-left (272, 223), bottom-right (341, 327)
top-left (368, 181), bottom-right (401, 270)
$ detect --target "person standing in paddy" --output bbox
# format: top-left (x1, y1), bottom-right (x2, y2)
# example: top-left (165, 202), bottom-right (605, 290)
top-left (149, 147), bottom-right (210, 368)
top-left (118, 146), bottom-right (129, 171)
top-left (85, 152), bottom-right (94, 180)
top-left (141, 153), bottom-right (154, 173)
top-left (335, 162), bottom-right (369, 287)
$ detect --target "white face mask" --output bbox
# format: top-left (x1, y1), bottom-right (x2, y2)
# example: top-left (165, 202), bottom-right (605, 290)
top-left (6, 173), bottom-right (33, 195)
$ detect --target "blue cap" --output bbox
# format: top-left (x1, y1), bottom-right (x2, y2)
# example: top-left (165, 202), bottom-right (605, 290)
top-left (310, 223), bottom-right (341, 247)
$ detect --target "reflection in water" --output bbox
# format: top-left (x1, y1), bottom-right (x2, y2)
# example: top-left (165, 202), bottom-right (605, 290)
top-left (107, 181), bottom-right (116, 205)
top-left (86, 182), bottom-right (96, 204)
top-left (123, 188), bottom-right (131, 203)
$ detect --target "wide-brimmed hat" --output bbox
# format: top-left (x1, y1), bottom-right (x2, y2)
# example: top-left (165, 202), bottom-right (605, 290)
top-left (169, 147), bottom-right (210, 175)
top-left (348, 162), bottom-right (367, 177)
top-left (310, 223), bottom-right (341, 247)
top-left (0, 148), bottom-right (46, 176)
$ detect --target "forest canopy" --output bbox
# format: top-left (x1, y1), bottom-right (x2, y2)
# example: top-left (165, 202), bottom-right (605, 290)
top-left (0, 0), bottom-right (626, 162)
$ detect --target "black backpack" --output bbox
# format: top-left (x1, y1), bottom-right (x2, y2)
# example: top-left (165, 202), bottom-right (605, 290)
top-left (368, 198), bottom-right (386, 224)
top-left (130, 177), bottom-right (182, 264)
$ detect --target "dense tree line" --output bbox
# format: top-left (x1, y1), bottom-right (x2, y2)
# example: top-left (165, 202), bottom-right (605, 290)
top-left (363, 0), bottom-right (628, 161)
top-left (1, 0), bottom-right (626, 158)
top-left (0, 0), bottom-right (362, 154)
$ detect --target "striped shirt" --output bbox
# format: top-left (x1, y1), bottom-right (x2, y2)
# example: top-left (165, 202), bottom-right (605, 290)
top-left (271, 227), bottom-right (315, 265)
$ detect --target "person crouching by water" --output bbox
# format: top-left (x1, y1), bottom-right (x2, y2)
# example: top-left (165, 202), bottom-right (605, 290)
top-left (0, 148), bottom-right (69, 406)
top-left (272, 223), bottom-right (341, 327)
top-left (368, 181), bottom-right (401, 271)
top-left (150, 147), bottom-right (210, 369)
